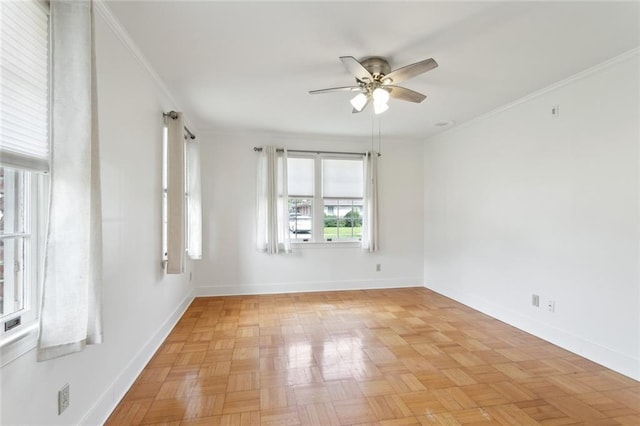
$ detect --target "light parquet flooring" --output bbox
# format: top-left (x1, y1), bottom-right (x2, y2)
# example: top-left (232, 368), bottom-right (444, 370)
top-left (106, 288), bottom-right (640, 425)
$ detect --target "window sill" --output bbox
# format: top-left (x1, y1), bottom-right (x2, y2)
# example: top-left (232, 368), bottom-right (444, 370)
top-left (291, 241), bottom-right (362, 249)
top-left (0, 322), bottom-right (38, 367)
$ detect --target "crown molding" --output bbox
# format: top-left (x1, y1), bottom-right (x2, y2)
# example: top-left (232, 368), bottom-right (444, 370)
top-left (428, 46), bottom-right (640, 142)
top-left (94, 0), bottom-right (179, 109)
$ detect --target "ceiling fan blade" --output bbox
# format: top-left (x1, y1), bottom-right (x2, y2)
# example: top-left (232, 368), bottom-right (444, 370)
top-left (340, 56), bottom-right (374, 82)
top-left (309, 86), bottom-right (361, 95)
top-left (387, 86), bottom-right (427, 103)
top-left (382, 58), bottom-right (438, 85)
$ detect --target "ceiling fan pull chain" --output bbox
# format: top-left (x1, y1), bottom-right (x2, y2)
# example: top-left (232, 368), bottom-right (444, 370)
top-left (371, 115), bottom-right (375, 153)
top-left (378, 116), bottom-right (382, 155)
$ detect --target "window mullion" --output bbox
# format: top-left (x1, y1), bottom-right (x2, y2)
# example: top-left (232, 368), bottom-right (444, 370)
top-left (313, 155), bottom-right (323, 242)
top-left (336, 199), bottom-right (341, 240)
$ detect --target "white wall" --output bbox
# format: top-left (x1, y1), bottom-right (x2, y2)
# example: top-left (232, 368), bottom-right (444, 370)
top-left (424, 52), bottom-right (639, 379)
top-left (194, 131), bottom-right (424, 295)
top-left (0, 11), bottom-right (194, 425)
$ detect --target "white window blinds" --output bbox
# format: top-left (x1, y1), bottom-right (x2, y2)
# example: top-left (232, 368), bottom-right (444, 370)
top-left (287, 157), bottom-right (314, 197)
top-left (0, 0), bottom-right (49, 172)
top-left (322, 158), bottom-right (364, 198)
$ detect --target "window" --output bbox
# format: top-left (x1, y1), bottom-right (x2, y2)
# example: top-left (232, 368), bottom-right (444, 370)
top-left (287, 157), bottom-right (314, 242)
top-left (161, 112), bottom-right (201, 269)
top-left (161, 125), bottom-right (169, 263)
top-left (287, 154), bottom-right (364, 243)
top-left (0, 0), bottom-right (49, 349)
top-left (0, 169), bottom-right (40, 330)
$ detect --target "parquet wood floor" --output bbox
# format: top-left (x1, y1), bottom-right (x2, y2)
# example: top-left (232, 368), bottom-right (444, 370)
top-left (106, 288), bottom-right (640, 425)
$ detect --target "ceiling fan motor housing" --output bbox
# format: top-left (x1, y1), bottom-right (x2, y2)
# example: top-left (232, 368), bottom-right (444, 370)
top-left (359, 57), bottom-right (391, 81)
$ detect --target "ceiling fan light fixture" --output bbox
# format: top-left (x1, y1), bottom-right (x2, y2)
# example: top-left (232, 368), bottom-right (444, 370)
top-left (373, 101), bottom-right (389, 115)
top-left (372, 87), bottom-right (390, 104)
top-left (350, 93), bottom-right (369, 111)
top-left (372, 87), bottom-right (390, 114)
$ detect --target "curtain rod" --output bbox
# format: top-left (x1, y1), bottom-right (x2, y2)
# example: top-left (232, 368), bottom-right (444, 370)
top-left (253, 147), bottom-right (381, 157)
top-left (163, 111), bottom-right (196, 140)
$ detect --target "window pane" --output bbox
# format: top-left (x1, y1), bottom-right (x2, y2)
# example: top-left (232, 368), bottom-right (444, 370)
top-left (287, 157), bottom-right (314, 197)
top-left (322, 159), bottom-right (363, 198)
top-left (0, 168), bottom-right (26, 235)
top-left (0, 237), bottom-right (25, 317)
top-left (161, 126), bottom-right (168, 261)
top-left (0, 167), bottom-right (28, 318)
top-left (289, 198), bottom-right (312, 242)
top-left (323, 199), bottom-right (363, 241)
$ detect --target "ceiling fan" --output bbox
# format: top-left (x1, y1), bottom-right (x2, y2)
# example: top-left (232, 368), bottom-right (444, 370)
top-left (309, 56), bottom-right (438, 114)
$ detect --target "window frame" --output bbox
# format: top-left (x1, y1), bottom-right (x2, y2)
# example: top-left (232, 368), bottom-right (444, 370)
top-left (0, 168), bottom-right (47, 363)
top-left (287, 152), bottom-right (364, 246)
top-left (161, 122), bottom-right (193, 267)
top-left (0, 0), bottom-right (50, 363)
top-left (161, 125), bottom-right (169, 265)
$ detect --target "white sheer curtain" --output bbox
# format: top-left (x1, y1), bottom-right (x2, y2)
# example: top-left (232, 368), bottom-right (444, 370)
top-left (186, 138), bottom-right (202, 260)
top-left (362, 151), bottom-right (379, 252)
top-left (256, 146), bottom-right (291, 254)
top-left (166, 112), bottom-right (185, 273)
top-left (38, 0), bottom-right (103, 361)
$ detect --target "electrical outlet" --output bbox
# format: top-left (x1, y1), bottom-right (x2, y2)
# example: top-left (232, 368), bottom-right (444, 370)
top-left (551, 104), bottom-right (560, 117)
top-left (531, 294), bottom-right (540, 307)
top-left (376, 264), bottom-right (381, 272)
top-left (547, 300), bottom-right (555, 312)
top-left (58, 383), bottom-right (70, 415)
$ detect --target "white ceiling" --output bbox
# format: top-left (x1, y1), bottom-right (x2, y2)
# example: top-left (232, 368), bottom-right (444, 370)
top-left (105, 1), bottom-right (640, 139)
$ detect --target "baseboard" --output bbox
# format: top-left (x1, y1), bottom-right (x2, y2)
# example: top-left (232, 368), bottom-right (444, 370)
top-left (424, 282), bottom-right (639, 381)
top-left (81, 290), bottom-right (195, 425)
top-left (196, 278), bottom-right (423, 297)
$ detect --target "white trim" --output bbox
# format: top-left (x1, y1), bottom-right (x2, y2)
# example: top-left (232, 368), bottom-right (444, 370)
top-left (0, 322), bottom-right (38, 367)
top-left (80, 290), bottom-right (195, 426)
top-left (291, 241), bottom-right (362, 249)
top-left (93, 0), bottom-right (177, 108)
top-left (424, 282), bottom-right (640, 381)
top-left (93, 0), bottom-right (198, 133)
top-left (196, 278), bottom-right (423, 297)
top-left (428, 47), bottom-right (640, 142)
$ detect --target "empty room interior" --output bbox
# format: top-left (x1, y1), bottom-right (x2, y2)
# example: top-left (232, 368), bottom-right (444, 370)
top-left (0, 1), bottom-right (639, 425)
